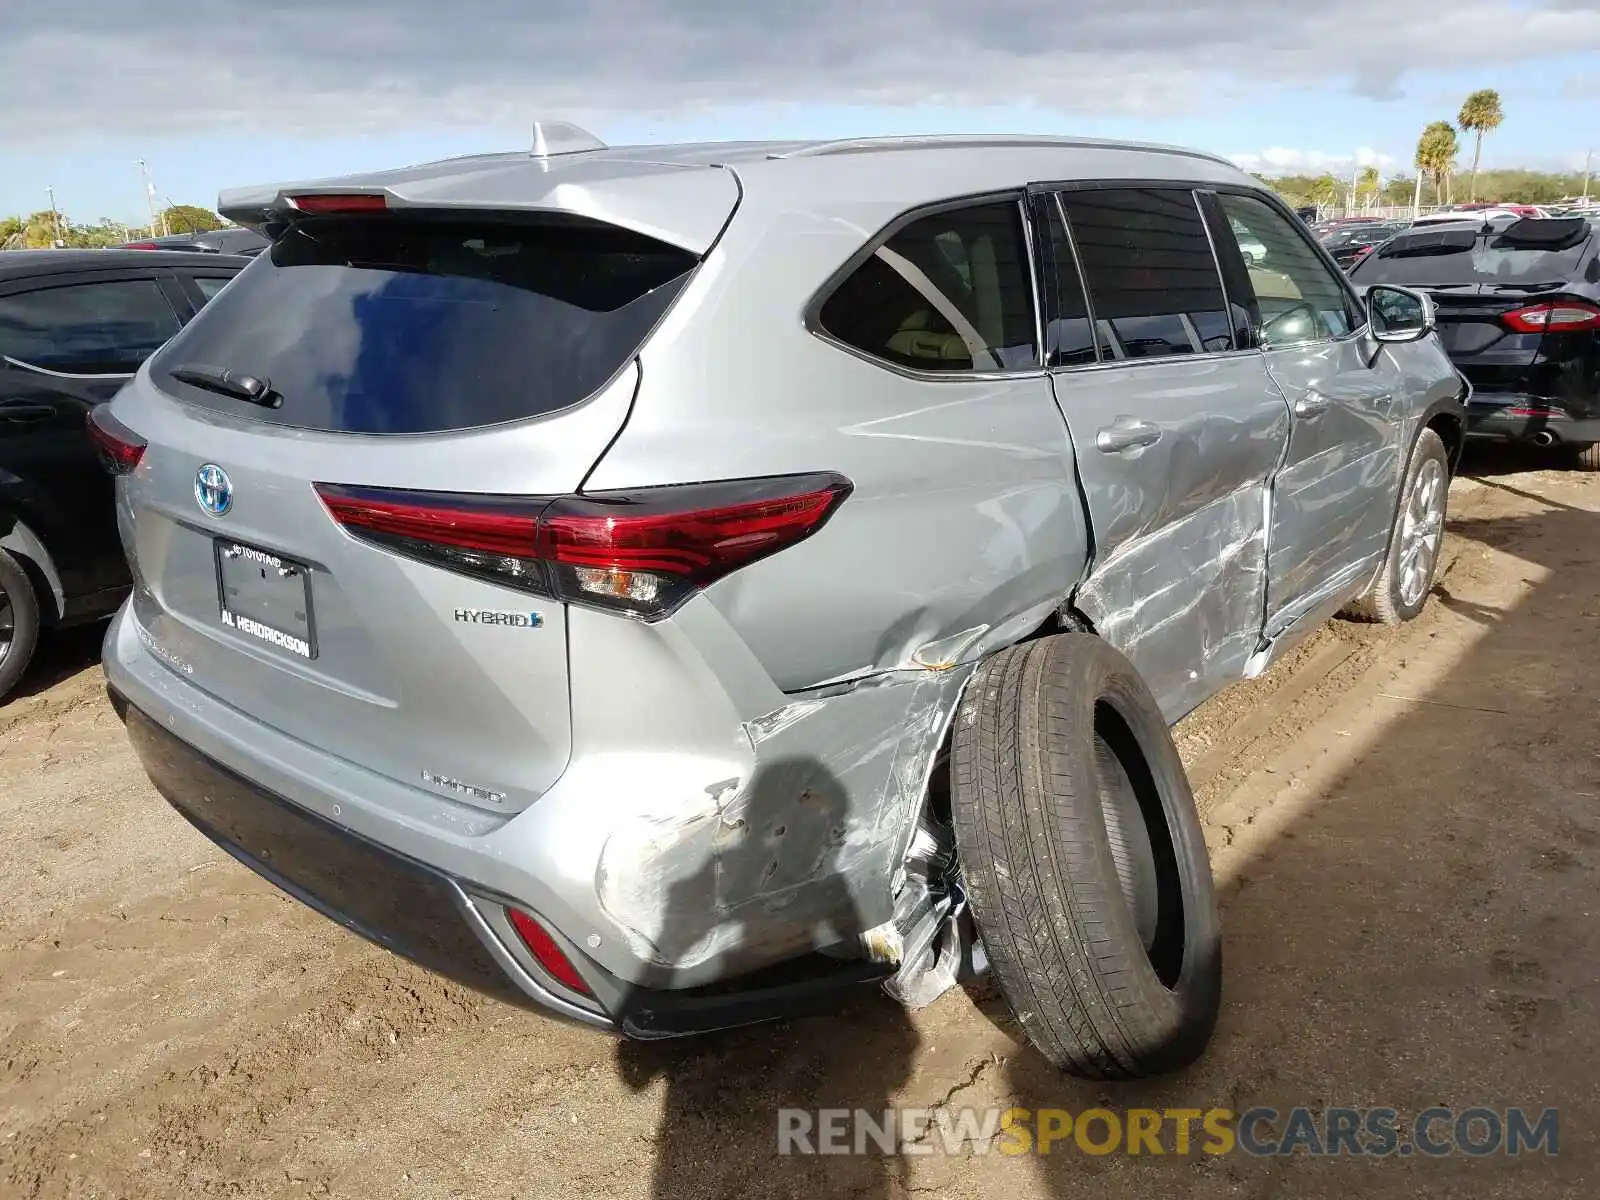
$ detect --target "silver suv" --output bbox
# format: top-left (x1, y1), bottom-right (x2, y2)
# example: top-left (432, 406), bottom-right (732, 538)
top-left (98, 126), bottom-right (1465, 1079)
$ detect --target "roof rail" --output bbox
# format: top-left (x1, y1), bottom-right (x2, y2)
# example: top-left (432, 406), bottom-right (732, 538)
top-left (531, 120), bottom-right (607, 158)
top-left (769, 134), bottom-right (1238, 170)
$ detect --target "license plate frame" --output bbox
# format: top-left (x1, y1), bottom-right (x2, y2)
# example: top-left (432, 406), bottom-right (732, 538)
top-left (213, 538), bottom-right (317, 660)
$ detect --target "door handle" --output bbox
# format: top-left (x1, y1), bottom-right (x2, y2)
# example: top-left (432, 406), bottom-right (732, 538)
top-left (0, 403), bottom-right (55, 423)
top-left (1292, 392), bottom-right (1331, 420)
top-left (1095, 418), bottom-right (1162, 454)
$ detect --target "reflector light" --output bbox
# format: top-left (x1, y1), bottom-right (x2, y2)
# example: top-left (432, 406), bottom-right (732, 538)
top-left (507, 909), bottom-right (591, 995)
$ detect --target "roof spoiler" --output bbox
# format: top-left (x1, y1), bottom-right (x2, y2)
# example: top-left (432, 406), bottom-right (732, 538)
top-left (217, 120), bottom-right (609, 230)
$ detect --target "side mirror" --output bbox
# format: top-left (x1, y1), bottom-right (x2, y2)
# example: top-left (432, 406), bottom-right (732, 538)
top-left (1366, 284), bottom-right (1435, 344)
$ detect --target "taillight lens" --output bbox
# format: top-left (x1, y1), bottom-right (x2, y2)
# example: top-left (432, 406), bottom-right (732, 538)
top-left (289, 193), bottom-right (387, 214)
top-left (506, 909), bottom-right (592, 996)
top-left (314, 472), bottom-right (852, 621)
top-left (1502, 301), bottom-right (1600, 333)
top-left (86, 405), bottom-right (146, 474)
top-left (122, 241), bottom-right (159, 250)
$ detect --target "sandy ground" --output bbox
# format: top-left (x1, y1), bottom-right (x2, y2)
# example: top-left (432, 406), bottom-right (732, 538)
top-left (2, 448), bottom-right (1597, 1199)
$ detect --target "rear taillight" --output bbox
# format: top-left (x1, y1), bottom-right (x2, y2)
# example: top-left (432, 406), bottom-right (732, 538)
top-left (86, 405), bottom-right (146, 474)
top-left (1502, 301), bottom-right (1600, 333)
top-left (314, 473), bottom-right (852, 621)
top-left (507, 909), bottom-right (591, 996)
top-left (122, 241), bottom-right (159, 250)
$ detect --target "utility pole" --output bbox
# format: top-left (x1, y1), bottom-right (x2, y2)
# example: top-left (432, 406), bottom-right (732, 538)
top-left (1350, 160), bottom-right (1360, 216)
top-left (136, 159), bottom-right (167, 237)
top-left (46, 185), bottom-right (63, 246)
top-left (1583, 149), bottom-right (1594, 202)
top-left (1412, 172), bottom-right (1423, 220)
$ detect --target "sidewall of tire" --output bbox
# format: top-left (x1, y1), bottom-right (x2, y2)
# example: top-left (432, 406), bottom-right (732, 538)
top-left (0, 548), bottom-right (41, 701)
top-left (953, 634), bottom-right (1221, 1077)
top-left (1381, 428), bottom-right (1449, 622)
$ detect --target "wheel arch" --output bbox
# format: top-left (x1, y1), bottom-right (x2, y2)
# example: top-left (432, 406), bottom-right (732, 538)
top-left (0, 509), bottom-right (66, 623)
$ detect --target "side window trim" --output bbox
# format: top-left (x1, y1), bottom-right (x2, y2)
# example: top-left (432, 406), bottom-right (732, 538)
top-left (1196, 189), bottom-right (1263, 347)
top-left (1031, 189), bottom-right (1106, 367)
top-left (805, 191), bottom-right (1045, 379)
top-left (1040, 182), bottom-right (1260, 374)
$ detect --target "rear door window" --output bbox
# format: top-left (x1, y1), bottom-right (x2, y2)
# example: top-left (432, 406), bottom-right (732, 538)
top-left (0, 277), bottom-right (181, 373)
top-left (817, 200), bottom-right (1038, 372)
top-left (1057, 188), bottom-right (1239, 359)
top-left (1215, 193), bottom-right (1362, 347)
top-left (151, 215), bottom-right (699, 434)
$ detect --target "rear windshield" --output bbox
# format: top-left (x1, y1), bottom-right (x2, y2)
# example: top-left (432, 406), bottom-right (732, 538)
top-left (151, 215), bottom-right (697, 434)
top-left (1352, 225), bottom-right (1593, 287)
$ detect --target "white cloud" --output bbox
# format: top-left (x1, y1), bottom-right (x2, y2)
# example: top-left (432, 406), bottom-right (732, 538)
top-left (1229, 146), bottom-right (1400, 176)
top-left (3, 2), bottom-right (1599, 149)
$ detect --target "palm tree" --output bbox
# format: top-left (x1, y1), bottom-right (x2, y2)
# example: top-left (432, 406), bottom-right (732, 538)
top-left (1415, 122), bottom-right (1459, 206)
top-left (1458, 89), bottom-right (1504, 203)
top-left (1357, 166), bottom-right (1381, 210)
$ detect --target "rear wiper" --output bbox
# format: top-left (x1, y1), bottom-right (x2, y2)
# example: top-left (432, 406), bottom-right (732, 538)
top-left (169, 363), bottom-right (280, 408)
top-left (1491, 281), bottom-right (1566, 292)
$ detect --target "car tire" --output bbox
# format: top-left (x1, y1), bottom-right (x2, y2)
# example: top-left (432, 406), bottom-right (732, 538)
top-left (950, 633), bottom-right (1221, 1079)
top-left (1567, 442), bottom-right (1600, 472)
top-left (0, 548), bottom-right (42, 703)
top-left (1342, 427), bottom-right (1450, 625)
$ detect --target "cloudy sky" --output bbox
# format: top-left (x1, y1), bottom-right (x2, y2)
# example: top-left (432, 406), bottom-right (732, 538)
top-left (4, 0), bottom-right (1599, 223)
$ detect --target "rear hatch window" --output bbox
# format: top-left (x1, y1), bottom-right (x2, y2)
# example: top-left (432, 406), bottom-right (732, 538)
top-left (1353, 218), bottom-right (1592, 287)
top-left (150, 214), bottom-right (698, 434)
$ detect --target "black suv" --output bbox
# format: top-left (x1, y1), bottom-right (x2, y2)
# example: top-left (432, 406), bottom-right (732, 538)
top-left (0, 249), bottom-right (248, 698)
top-left (1350, 216), bottom-right (1600, 469)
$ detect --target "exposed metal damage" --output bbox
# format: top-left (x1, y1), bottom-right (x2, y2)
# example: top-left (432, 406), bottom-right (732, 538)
top-left (594, 654), bottom-right (981, 997)
top-left (1073, 482), bottom-right (1270, 721)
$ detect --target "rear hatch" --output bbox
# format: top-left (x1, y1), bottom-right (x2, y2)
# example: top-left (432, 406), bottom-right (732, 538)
top-left (109, 204), bottom-right (708, 813)
top-left (1350, 218), bottom-right (1596, 398)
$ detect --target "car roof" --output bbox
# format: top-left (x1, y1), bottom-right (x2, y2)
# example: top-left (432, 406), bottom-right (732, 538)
top-left (0, 248), bottom-right (252, 281)
top-left (218, 132), bottom-right (1258, 254)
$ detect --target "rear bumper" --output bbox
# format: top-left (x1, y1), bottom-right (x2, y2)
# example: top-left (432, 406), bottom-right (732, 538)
top-left (114, 692), bottom-right (586, 1019)
top-left (105, 603), bottom-right (925, 1035)
top-left (1465, 394), bottom-right (1600, 445)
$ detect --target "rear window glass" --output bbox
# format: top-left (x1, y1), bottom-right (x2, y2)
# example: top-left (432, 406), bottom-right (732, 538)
top-left (1353, 226), bottom-right (1593, 286)
top-left (151, 216), bottom-right (697, 434)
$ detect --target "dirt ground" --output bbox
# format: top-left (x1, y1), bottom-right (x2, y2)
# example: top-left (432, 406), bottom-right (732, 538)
top-left (3, 447), bottom-right (1597, 1199)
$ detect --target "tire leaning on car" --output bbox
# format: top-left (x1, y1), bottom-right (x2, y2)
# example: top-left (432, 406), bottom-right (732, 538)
top-left (0, 547), bottom-right (42, 702)
top-left (950, 633), bottom-right (1222, 1079)
top-left (1343, 427), bottom-right (1450, 625)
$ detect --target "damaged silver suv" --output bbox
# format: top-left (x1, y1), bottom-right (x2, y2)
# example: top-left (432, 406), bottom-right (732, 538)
top-left (98, 125), bottom-right (1465, 1078)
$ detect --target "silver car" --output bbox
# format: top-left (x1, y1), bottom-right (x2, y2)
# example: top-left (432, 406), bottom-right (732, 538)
top-left (97, 125), bottom-right (1465, 1079)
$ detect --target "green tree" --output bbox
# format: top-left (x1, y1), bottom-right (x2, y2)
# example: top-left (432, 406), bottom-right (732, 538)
top-left (1357, 165), bottom-right (1381, 207)
top-left (0, 215), bottom-right (21, 250)
top-left (160, 204), bottom-right (223, 235)
top-left (1415, 121), bottom-right (1459, 205)
top-left (1310, 174), bottom-right (1340, 205)
top-left (1458, 88), bottom-right (1504, 203)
